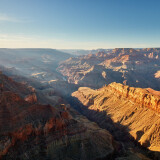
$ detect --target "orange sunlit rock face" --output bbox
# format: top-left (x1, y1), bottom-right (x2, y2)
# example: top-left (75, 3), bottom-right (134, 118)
top-left (108, 82), bottom-right (160, 113)
top-left (72, 82), bottom-right (160, 151)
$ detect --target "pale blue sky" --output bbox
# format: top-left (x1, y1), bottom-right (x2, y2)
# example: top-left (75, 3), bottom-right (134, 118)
top-left (0, 0), bottom-right (160, 49)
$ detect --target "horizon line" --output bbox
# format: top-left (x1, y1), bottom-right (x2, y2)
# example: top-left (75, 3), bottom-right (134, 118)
top-left (0, 47), bottom-right (160, 50)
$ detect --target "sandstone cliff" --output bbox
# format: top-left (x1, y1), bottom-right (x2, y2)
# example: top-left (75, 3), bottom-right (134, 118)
top-left (72, 82), bottom-right (160, 152)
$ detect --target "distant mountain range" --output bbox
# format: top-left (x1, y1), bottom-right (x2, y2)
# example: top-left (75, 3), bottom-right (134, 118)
top-left (59, 48), bottom-right (113, 56)
top-left (58, 48), bottom-right (160, 90)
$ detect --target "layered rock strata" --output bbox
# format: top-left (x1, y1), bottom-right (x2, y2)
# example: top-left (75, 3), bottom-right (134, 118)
top-left (72, 83), bottom-right (160, 152)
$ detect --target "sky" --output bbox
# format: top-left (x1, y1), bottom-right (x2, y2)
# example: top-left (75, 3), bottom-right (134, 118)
top-left (0, 0), bottom-right (160, 49)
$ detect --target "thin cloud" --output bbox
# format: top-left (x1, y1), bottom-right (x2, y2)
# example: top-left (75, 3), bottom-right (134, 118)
top-left (0, 34), bottom-right (36, 41)
top-left (0, 14), bottom-right (31, 23)
top-left (0, 14), bottom-right (18, 22)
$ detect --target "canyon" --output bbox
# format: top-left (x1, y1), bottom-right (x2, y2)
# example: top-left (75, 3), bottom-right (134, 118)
top-left (0, 73), bottom-right (118, 160)
top-left (0, 48), bottom-right (160, 159)
top-left (58, 48), bottom-right (160, 90)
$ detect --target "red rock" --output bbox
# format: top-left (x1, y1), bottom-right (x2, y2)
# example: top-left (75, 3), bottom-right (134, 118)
top-left (24, 93), bottom-right (37, 103)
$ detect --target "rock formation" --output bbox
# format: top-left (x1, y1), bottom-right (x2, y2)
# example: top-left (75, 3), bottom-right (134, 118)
top-left (58, 48), bottom-right (160, 90)
top-left (24, 93), bottom-right (37, 103)
top-left (0, 73), bottom-right (116, 160)
top-left (72, 82), bottom-right (160, 152)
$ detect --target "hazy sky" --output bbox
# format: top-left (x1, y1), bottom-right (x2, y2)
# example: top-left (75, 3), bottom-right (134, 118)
top-left (0, 0), bottom-right (160, 49)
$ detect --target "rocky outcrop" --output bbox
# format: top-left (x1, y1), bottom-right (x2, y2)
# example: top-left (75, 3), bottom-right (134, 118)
top-left (0, 72), bottom-right (35, 97)
top-left (24, 93), bottom-right (37, 103)
top-left (155, 70), bottom-right (160, 79)
top-left (72, 83), bottom-right (160, 152)
top-left (108, 82), bottom-right (160, 113)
